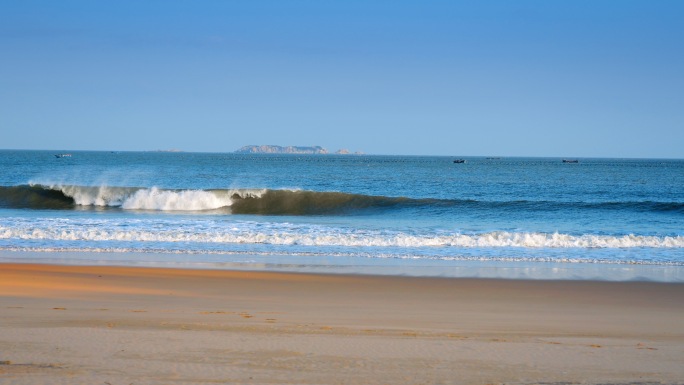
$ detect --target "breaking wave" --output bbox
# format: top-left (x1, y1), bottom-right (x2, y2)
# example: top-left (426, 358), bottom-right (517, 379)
top-left (0, 184), bottom-right (427, 214)
top-left (0, 184), bottom-right (263, 212)
top-left (0, 184), bottom-right (683, 215)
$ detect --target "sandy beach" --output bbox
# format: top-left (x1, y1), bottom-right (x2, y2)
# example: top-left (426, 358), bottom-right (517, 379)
top-left (1, 263), bottom-right (683, 384)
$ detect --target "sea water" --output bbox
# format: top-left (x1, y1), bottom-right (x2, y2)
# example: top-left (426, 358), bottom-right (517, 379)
top-left (1, 150), bottom-right (682, 281)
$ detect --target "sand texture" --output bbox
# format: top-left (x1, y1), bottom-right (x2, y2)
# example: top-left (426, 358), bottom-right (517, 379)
top-left (1, 263), bottom-right (683, 384)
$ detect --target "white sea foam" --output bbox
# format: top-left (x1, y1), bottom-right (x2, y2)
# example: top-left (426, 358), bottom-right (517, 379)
top-left (120, 187), bottom-right (230, 211)
top-left (29, 184), bottom-right (268, 211)
top-left (52, 184), bottom-right (130, 206)
top-left (1, 220), bottom-right (682, 249)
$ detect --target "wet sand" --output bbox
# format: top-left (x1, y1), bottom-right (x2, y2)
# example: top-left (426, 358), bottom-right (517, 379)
top-left (1, 263), bottom-right (683, 384)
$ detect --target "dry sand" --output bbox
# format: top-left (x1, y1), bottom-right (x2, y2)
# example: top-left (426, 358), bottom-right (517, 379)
top-left (1, 263), bottom-right (683, 384)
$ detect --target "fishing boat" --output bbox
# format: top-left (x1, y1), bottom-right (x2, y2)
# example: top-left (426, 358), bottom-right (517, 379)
top-left (54, 154), bottom-right (72, 158)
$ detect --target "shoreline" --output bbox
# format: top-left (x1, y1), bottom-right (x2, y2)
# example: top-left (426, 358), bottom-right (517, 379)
top-left (2, 250), bottom-right (684, 282)
top-left (2, 262), bottom-right (684, 384)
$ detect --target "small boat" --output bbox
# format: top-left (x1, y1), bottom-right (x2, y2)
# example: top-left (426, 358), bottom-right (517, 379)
top-left (453, 159), bottom-right (466, 164)
top-left (562, 159), bottom-right (578, 163)
top-left (54, 154), bottom-right (72, 158)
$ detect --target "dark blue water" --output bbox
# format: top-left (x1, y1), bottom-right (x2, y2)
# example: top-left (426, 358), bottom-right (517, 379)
top-left (1, 150), bottom-right (682, 280)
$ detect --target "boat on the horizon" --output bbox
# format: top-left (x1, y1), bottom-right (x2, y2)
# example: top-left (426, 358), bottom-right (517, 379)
top-left (562, 159), bottom-right (579, 163)
top-left (453, 159), bottom-right (466, 164)
top-left (54, 154), bottom-right (72, 158)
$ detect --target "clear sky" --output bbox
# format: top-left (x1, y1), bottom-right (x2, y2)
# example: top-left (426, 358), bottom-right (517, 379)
top-left (1, 1), bottom-right (682, 157)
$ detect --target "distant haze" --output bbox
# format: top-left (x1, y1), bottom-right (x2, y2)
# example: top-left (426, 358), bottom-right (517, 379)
top-left (1, 1), bottom-right (683, 158)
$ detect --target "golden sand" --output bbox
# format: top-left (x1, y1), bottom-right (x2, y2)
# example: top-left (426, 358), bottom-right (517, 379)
top-left (1, 263), bottom-right (683, 384)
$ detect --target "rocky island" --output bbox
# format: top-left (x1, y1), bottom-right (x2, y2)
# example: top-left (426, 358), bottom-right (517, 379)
top-left (235, 145), bottom-right (362, 155)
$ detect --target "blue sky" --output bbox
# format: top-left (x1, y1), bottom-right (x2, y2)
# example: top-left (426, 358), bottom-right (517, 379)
top-left (1, 1), bottom-right (682, 157)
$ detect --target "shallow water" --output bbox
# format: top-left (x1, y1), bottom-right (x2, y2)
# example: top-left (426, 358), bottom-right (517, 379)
top-left (1, 150), bottom-right (683, 280)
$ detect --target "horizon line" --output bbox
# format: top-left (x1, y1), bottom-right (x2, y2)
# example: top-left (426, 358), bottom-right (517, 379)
top-left (1, 148), bottom-right (682, 161)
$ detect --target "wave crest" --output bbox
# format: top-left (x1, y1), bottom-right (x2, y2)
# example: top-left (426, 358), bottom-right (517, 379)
top-left (0, 184), bottom-right (682, 215)
top-left (120, 187), bottom-right (232, 211)
top-left (16, 184), bottom-right (268, 212)
top-left (0, 184), bottom-right (407, 214)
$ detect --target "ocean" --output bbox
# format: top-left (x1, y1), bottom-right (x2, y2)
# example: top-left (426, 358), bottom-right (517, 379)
top-left (1, 150), bottom-right (683, 281)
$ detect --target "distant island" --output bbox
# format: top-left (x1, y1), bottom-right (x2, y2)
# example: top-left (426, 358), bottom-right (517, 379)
top-left (235, 145), bottom-right (362, 155)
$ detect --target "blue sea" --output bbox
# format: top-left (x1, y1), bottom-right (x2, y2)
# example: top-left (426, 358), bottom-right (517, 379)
top-left (1, 150), bottom-right (683, 281)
